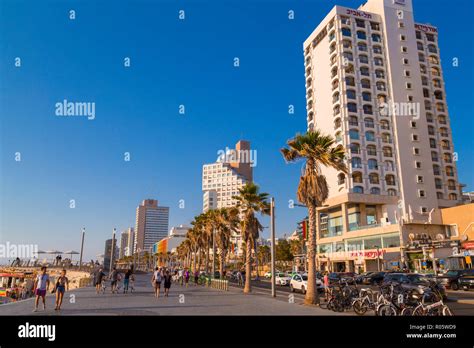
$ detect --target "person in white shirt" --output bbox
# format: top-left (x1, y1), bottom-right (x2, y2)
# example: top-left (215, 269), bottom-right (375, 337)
top-left (151, 267), bottom-right (163, 298)
top-left (33, 266), bottom-right (50, 312)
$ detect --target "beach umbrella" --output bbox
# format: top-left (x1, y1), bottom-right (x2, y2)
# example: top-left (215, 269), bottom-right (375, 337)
top-left (63, 250), bottom-right (79, 260)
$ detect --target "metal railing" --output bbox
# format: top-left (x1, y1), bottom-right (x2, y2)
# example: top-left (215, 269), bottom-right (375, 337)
top-left (209, 279), bottom-right (229, 291)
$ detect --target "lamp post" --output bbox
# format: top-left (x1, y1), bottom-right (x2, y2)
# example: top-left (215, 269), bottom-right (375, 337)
top-left (79, 227), bottom-right (85, 270)
top-left (270, 197), bottom-right (276, 297)
top-left (110, 228), bottom-right (116, 272)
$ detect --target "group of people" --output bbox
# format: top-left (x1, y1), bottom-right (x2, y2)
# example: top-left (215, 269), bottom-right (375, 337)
top-left (151, 267), bottom-right (173, 297)
top-left (32, 266), bottom-right (69, 312)
top-left (92, 267), bottom-right (135, 294)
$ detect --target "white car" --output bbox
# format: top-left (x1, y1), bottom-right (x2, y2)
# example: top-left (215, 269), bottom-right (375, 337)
top-left (264, 271), bottom-right (272, 279)
top-left (275, 272), bottom-right (292, 286)
top-left (290, 273), bottom-right (323, 294)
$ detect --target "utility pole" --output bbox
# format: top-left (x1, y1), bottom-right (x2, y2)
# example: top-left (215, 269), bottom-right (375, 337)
top-left (270, 197), bottom-right (276, 297)
top-left (376, 246), bottom-right (381, 272)
top-left (109, 228), bottom-right (116, 272)
top-left (79, 227), bottom-right (85, 271)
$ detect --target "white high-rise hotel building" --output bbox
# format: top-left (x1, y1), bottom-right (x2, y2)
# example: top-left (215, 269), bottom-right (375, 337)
top-left (202, 140), bottom-right (253, 255)
top-left (304, 0), bottom-right (463, 272)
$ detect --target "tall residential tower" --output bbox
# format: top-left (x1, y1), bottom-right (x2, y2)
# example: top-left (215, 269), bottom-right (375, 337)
top-left (133, 199), bottom-right (169, 253)
top-left (304, 0), bottom-right (463, 272)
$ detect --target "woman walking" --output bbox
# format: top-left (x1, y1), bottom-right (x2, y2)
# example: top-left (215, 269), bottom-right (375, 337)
top-left (184, 268), bottom-right (190, 288)
top-left (151, 267), bottom-right (163, 298)
top-left (123, 269), bottom-right (132, 294)
top-left (54, 269), bottom-right (69, 311)
top-left (163, 270), bottom-right (172, 297)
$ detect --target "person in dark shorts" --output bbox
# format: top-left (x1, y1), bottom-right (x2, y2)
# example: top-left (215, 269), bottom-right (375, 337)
top-left (164, 270), bottom-right (172, 297)
top-left (194, 270), bottom-right (199, 286)
top-left (54, 269), bottom-right (69, 310)
top-left (123, 269), bottom-right (132, 294)
top-left (33, 266), bottom-right (50, 312)
top-left (94, 268), bottom-right (106, 294)
top-left (109, 267), bottom-right (120, 294)
top-left (151, 267), bottom-right (163, 298)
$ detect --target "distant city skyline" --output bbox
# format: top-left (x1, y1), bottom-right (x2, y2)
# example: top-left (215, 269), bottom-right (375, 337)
top-left (1, 0), bottom-right (473, 262)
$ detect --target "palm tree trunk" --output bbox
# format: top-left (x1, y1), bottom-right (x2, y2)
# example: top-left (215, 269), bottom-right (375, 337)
top-left (244, 238), bottom-right (252, 293)
top-left (205, 241), bottom-right (210, 274)
top-left (197, 249), bottom-right (202, 271)
top-left (192, 249), bottom-right (197, 272)
top-left (305, 203), bottom-right (319, 305)
top-left (219, 247), bottom-right (225, 278)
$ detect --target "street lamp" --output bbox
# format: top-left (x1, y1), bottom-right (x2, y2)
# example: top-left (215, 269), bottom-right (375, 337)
top-left (110, 228), bottom-right (116, 272)
top-left (79, 227), bottom-right (85, 271)
top-left (270, 197), bottom-right (276, 297)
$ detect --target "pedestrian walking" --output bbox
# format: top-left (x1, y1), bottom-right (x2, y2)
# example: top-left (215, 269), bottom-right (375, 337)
top-left (323, 272), bottom-right (330, 300)
top-left (237, 270), bottom-right (243, 286)
top-left (152, 267), bottom-right (163, 298)
top-left (94, 268), bottom-right (106, 294)
top-left (123, 269), bottom-right (132, 294)
top-left (184, 268), bottom-right (190, 288)
top-left (54, 269), bottom-right (69, 311)
top-left (130, 274), bottom-right (136, 293)
top-left (164, 270), bottom-right (172, 297)
top-left (194, 270), bottom-right (199, 286)
top-left (33, 266), bottom-right (50, 312)
top-left (109, 267), bottom-right (120, 294)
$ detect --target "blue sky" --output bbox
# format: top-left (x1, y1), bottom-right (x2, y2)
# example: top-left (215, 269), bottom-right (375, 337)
top-left (1, 0), bottom-right (473, 262)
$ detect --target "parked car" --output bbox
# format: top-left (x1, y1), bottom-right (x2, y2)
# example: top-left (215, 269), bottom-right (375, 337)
top-left (383, 273), bottom-right (447, 300)
top-left (289, 273), bottom-right (323, 294)
top-left (458, 274), bottom-right (474, 291)
top-left (328, 272), bottom-right (356, 285)
top-left (264, 271), bottom-right (272, 279)
top-left (355, 272), bottom-right (373, 284)
top-left (360, 272), bottom-right (386, 285)
top-left (436, 269), bottom-right (474, 291)
top-left (275, 272), bottom-right (291, 286)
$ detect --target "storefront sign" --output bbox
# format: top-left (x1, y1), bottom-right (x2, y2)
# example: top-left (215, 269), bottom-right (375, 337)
top-left (349, 249), bottom-right (386, 259)
top-left (462, 241), bottom-right (474, 250)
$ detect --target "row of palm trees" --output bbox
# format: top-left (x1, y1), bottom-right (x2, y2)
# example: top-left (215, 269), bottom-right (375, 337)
top-left (176, 129), bottom-right (347, 305)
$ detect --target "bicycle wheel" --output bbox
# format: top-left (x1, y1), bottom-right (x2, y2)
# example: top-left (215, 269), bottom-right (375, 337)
top-left (442, 306), bottom-right (454, 316)
top-left (353, 299), bottom-right (368, 316)
top-left (327, 298), bottom-right (334, 311)
top-left (400, 307), bottom-right (415, 316)
top-left (378, 304), bottom-right (397, 316)
top-left (412, 306), bottom-right (425, 316)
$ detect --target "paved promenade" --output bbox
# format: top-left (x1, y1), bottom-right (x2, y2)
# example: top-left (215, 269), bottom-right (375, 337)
top-left (0, 273), bottom-right (345, 316)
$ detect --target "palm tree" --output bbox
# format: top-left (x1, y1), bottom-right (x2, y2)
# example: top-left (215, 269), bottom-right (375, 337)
top-left (234, 182), bottom-right (270, 293)
top-left (281, 130), bottom-right (347, 305)
top-left (215, 207), bottom-right (240, 277)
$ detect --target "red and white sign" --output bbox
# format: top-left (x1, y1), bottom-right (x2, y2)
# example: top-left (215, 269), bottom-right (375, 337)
top-left (415, 23), bottom-right (438, 33)
top-left (349, 249), bottom-right (386, 259)
top-left (462, 241), bottom-right (474, 250)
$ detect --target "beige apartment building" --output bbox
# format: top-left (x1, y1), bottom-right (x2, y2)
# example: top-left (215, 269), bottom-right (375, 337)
top-left (304, 0), bottom-right (466, 272)
top-left (134, 199), bottom-right (169, 253)
top-left (202, 140), bottom-right (253, 255)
